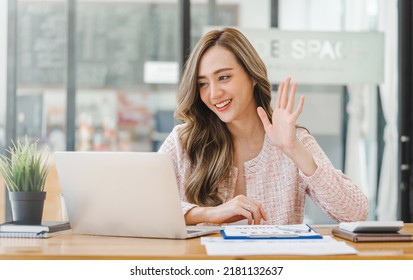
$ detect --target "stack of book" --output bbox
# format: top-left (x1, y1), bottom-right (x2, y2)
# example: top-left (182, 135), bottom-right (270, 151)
top-left (0, 221), bottom-right (71, 238)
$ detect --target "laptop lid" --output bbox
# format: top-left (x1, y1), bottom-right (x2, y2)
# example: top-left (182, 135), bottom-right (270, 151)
top-left (54, 152), bottom-right (217, 239)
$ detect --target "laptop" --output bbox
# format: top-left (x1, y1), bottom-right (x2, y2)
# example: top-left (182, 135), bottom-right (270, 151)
top-left (54, 151), bottom-right (220, 239)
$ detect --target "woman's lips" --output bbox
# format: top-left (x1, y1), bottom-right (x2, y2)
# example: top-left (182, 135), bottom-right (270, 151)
top-left (215, 99), bottom-right (232, 111)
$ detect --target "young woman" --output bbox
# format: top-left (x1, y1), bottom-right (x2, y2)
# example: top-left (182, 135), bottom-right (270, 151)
top-left (159, 27), bottom-right (369, 225)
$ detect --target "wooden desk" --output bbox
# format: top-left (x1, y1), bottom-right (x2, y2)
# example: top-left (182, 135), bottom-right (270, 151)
top-left (1, 224), bottom-right (412, 260)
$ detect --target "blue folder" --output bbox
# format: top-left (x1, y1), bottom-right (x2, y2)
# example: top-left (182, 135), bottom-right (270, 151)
top-left (220, 224), bottom-right (323, 240)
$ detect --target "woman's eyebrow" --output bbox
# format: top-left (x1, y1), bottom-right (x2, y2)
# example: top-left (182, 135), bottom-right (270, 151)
top-left (198, 67), bottom-right (233, 79)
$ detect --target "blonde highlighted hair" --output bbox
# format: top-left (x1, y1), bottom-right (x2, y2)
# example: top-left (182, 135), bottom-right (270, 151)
top-left (175, 27), bottom-right (272, 206)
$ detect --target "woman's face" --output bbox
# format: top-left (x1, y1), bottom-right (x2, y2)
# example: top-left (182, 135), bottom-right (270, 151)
top-left (197, 45), bottom-right (256, 124)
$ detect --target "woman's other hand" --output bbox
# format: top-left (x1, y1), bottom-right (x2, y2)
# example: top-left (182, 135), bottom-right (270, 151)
top-left (185, 195), bottom-right (267, 225)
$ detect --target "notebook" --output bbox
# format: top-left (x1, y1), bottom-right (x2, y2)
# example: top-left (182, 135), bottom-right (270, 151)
top-left (0, 221), bottom-right (71, 239)
top-left (54, 152), bottom-right (220, 239)
top-left (332, 227), bottom-right (413, 242)
top-left (0, 221), bottom-right (70, 232)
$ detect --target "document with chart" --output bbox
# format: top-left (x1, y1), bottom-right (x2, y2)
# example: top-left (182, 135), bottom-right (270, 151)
top-left (220, 224), bottom-right (322, 239)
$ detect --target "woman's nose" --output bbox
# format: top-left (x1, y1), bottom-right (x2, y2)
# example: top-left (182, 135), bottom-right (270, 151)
top-left (209, 82), bottom-right (223, 101)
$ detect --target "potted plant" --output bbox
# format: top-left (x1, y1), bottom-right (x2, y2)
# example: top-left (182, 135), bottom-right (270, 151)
top-left (0, 138), bottom-right (50, 225)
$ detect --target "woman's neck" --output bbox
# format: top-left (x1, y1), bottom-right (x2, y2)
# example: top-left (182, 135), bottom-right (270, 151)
top-left (227, 113), bottom-right (265, 147)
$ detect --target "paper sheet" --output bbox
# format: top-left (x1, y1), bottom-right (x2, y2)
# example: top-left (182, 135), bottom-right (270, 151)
top-left (202, 236), bottom-right (357, 256)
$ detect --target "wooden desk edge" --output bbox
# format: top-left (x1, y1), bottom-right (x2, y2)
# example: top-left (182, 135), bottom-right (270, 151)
top-left (1, 224), bottom-right (412, 260)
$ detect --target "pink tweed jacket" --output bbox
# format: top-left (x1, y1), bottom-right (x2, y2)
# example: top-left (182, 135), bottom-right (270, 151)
top-left (158, 124), bottom-right (369, 224)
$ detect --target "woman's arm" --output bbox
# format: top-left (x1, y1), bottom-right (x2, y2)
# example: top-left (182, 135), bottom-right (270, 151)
top-left (257, 77), bottom-right (368, 222)
top-left (298, 131), bottom-right (369, 222)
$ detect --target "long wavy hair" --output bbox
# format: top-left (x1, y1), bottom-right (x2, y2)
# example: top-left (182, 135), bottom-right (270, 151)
top-left (175, 27), bottom-right (272, 206)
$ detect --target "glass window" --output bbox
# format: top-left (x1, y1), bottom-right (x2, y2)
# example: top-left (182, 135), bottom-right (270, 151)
top-left (14, 0), bottom-right (179, 153)
top-left (16, 0), bottom-right (67, 151)
top-left (75, 0), bottom-right (179, 152)
top-left (9, 0), bottom-right (180, 221)
top-left (190, 0), bottom-right (271, 47)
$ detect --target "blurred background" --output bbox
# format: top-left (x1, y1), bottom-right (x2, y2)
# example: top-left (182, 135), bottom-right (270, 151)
top-left (1, 0), bottom-right (411, 225)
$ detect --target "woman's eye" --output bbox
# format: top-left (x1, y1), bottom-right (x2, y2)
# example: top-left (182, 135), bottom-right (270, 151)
top-left (198, 82), bottom-right (207, 88)
top-left (219, 75), bottom-right (229, 81)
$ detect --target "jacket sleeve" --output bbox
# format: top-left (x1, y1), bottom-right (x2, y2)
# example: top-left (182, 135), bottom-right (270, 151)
top-left (297, 129), bottom-right (369, 222)
top-left (158, 125), bottom-right (198, 216)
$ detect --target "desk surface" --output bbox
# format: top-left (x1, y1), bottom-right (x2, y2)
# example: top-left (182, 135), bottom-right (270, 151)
top-left (1, 224), bottom-right (412, 260)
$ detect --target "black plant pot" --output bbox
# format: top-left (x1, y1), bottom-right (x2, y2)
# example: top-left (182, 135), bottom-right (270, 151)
top-left (9, 191), bottom-right (46, 225)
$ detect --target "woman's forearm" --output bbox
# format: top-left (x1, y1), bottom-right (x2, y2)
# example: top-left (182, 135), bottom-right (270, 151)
top-left (184, 206), bottom-right (212, 225)
top-left (283, 141), bottom-right (317, 176)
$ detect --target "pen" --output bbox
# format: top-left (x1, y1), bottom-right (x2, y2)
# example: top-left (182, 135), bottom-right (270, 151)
top-left (277, 225), bottom-right (311, 233)
top-left (249, 233), bottom-right (298, 238)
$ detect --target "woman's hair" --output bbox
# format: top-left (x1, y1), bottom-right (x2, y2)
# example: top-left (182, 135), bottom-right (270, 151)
top-left (175, 27), bottom-right (272, 206)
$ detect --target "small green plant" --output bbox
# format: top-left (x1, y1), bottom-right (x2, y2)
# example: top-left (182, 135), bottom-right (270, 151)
top-left (0, 138), bottom-right (49, 192)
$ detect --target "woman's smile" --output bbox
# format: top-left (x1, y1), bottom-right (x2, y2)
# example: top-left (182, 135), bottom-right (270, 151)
top-left (215, 99), bottom-right (232, 111)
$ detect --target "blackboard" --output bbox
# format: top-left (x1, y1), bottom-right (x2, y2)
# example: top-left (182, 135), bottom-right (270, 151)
top-left (17, 2), bottom-right (238, 88)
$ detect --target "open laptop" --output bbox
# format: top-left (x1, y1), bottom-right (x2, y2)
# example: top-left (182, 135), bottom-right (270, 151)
top-left (54, 152), bottom-right (220, 239)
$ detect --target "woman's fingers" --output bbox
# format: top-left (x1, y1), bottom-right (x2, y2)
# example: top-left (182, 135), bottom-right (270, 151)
top-left (240, 207), bottom-right (254, 225)
top-left (219, 195), bottom-right (267, 225)
top-left (257, 107), bottom-right (272, 131)
top-left (257, 202), bottom-right (268, 221)
top-left (275, 82), bottom-right (284, 108)
top-left (292, 95), bottom-right (305, 120)
top-left (286, 82), bottom-right (298, 113)
top-left (277, 77), bottom-right (300, 113)
top-left (279, 77), bottom-right (291, 109)
top-left (240, 198), bottom-right (267, 225)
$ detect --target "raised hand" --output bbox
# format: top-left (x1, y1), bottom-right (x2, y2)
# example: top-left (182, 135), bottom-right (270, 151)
top-left (257, 77), bottom-right (305, 155)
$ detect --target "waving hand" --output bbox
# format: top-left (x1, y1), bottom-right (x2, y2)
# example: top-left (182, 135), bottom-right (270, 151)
top-left (257, 77), bottom-right (305, 154)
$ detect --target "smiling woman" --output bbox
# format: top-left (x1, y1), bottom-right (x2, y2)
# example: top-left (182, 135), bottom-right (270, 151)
top-left (197, 46), bottom-right (257, 124)
top-left (158, 27), bottom-right (369, 226)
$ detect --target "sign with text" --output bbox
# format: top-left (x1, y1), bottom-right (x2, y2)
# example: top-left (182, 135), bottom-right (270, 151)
top-left (205, 27), bottom-right (384, 85)
top-left (144, 61), bottom-right (179, 84)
